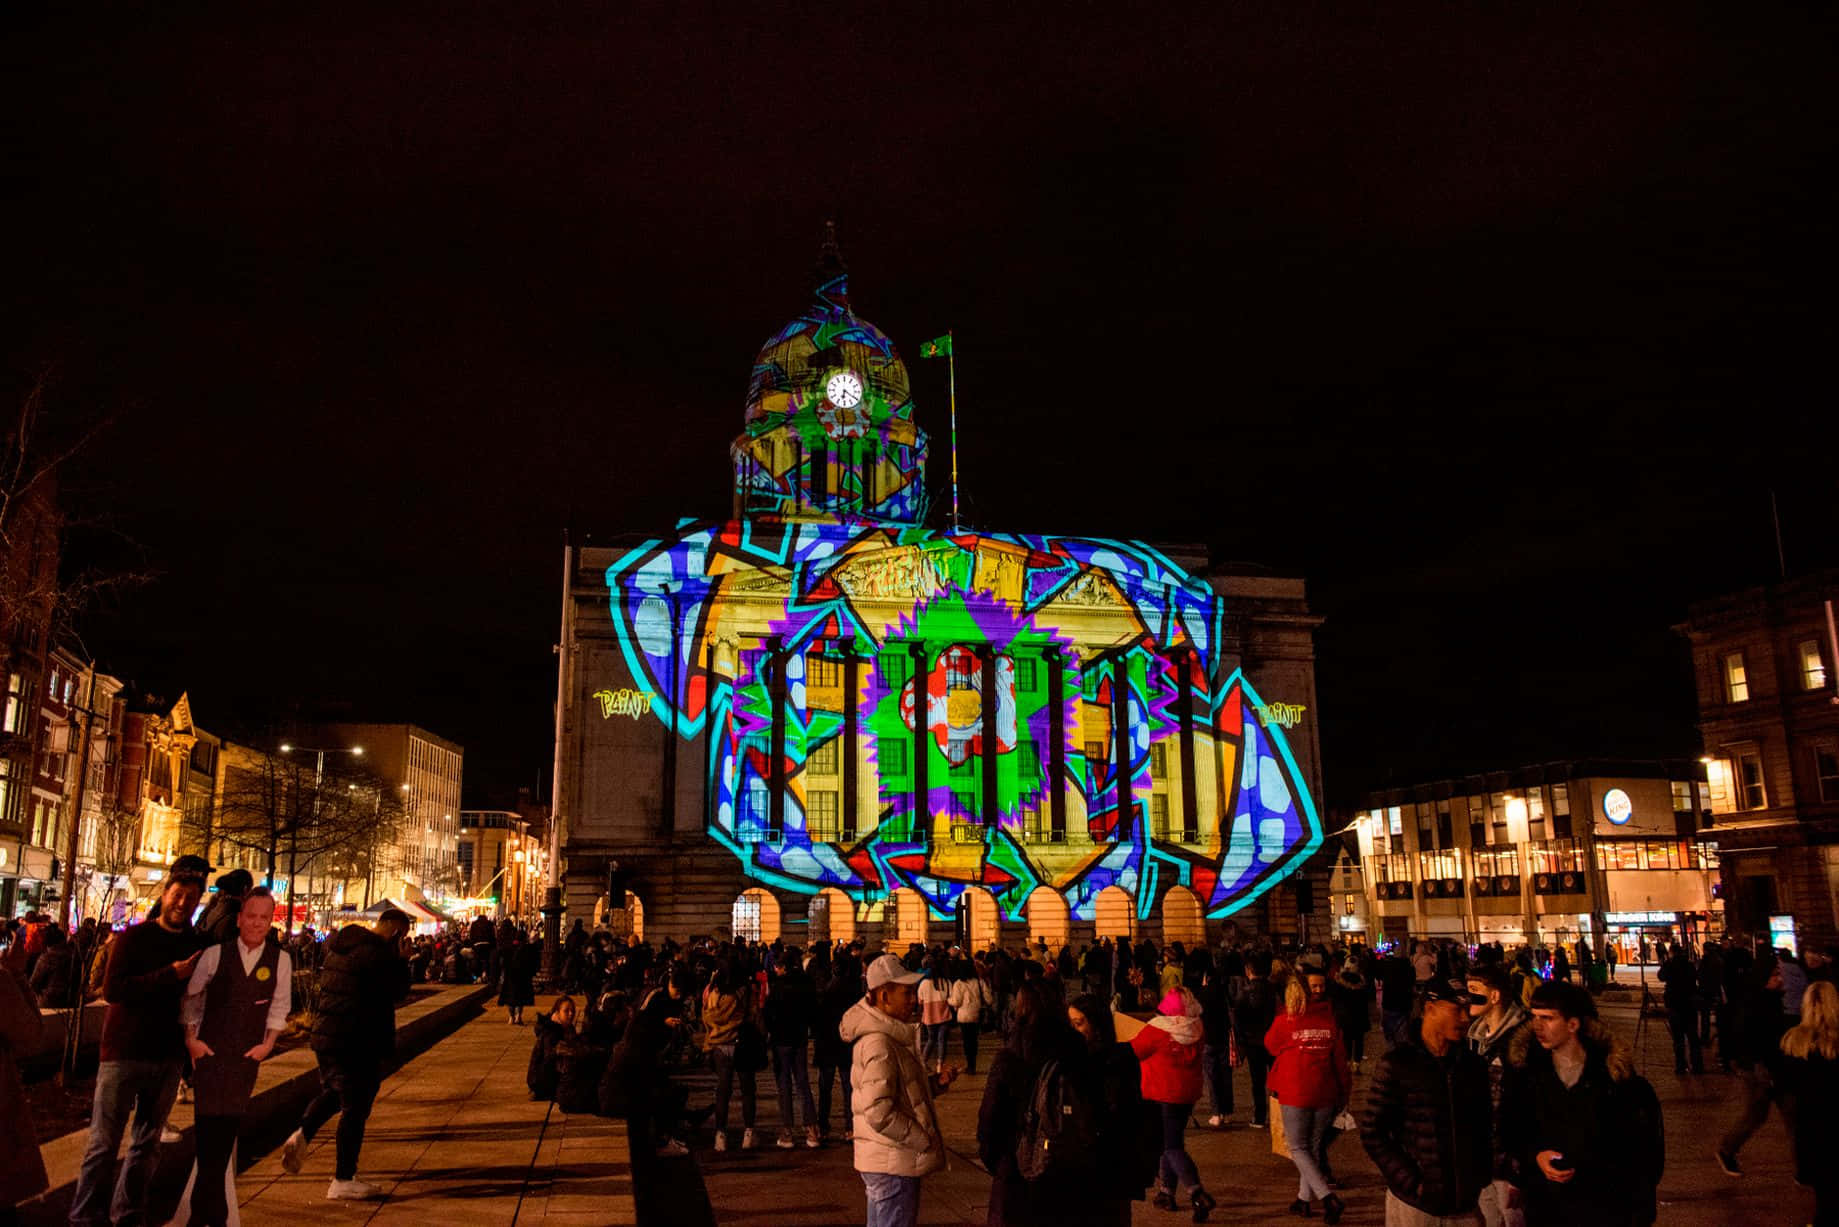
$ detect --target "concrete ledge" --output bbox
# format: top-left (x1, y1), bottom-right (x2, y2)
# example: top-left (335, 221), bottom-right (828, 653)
top-left (22, 983), bottom-right (493, 1223)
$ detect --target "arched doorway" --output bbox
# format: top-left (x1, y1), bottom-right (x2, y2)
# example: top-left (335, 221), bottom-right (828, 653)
top-left (1025, 887), bottom-right (1069, 952)
top-left (891, 888), bottom-right (929, 948)
top-left (1093, 885), bottom-right (1136, 942)
top-left (954, 888), bottom-right (1000, 952)
top-left (605, 890), bottom-right (645, 941)
top-left (732, 887), bottom-right (781, 943)
top-left (1160, 885), bottom-right (1204, 948)
top-left (808, 887), bottom-right (856, 946)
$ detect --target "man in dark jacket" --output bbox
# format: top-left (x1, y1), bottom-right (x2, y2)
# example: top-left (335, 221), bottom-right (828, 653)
top-left (1198, 965), bottom-right (1235, 1127)
top-left (1378, 947), bottom-right (1417, 1048)
top-left (1656, 946), bottom-right (1702, 1074)
top-left (1508, 982), bottom-right (1663, 1227)
top-left (1231, 953), bottom-right (1276, 1127)
top-left (1714, 949), bottom-right (1788, 1176)
top-left (280, 908), bottom-right (412, 1200)
top-left (1360, 978), bottom-right (1492, 1225)
top-left (766, 945), bottom-right (820, 1148)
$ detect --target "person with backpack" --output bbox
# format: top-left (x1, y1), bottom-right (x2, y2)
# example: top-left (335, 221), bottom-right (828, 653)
top-left (702, 959), bottom-right (762, 1151)
top-left (1067, 992), bottom-right (1159, 1224)
top-left (977, 981), bottom-right (1103, 1225)
top-left (1130, 986), bottom-right (1217, 1222)
top-left (766, 945), bottom-right (821, 1149)
top-left (814, 952), bottom-right (863, 1141)
top-left (1231, 952), bottom-right (1277, 1128)
top-left (1266, 967), bottom-right (1351, 1224)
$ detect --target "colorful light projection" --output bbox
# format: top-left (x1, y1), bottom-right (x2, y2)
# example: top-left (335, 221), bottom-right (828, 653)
top-left (604, 521), bottom-right (1323, 923)
top-left (732, 268), bottom-right (929, 524)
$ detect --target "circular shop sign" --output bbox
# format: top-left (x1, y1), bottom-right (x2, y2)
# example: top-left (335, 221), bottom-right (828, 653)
top-left (1602, 787), bottom-right (1633, 826)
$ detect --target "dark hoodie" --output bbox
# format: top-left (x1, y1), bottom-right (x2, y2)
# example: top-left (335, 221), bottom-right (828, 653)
top-left (311, 924), bottom-right (412, 1059)
top-left (1505, 1017), bottom-right (1664, 1227)
top-left (1467, 1000), bottom-right (1532, 1183)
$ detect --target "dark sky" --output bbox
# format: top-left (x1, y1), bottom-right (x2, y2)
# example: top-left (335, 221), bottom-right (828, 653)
top-left (5, 5), bottom-right (1834, 810)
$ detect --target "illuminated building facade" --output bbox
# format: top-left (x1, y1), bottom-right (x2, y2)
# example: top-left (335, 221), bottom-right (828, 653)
top-left (1353, 759), bottom-right (1720, 961)
top-left (457, 809), bottom-right (546, 922)
top-left (317, 722), bottom-right (466, 910)
top-left (554, 241), bottom-right (1327, 948)
top-left (1681, 571), bottom-right (1839, 952)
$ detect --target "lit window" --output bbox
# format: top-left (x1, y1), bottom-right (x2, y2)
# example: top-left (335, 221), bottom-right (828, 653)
top-left (1816, 745), bottom-right (1839, 804)
top-left (1388, 806), bottom-right (1402, 838)
top-left (1084, 740), bottom-right (1108, 765)
top-left (880, 740), bottom-right (907, 776)
top-left (1149, 742), bottom-right (1167, 779)
top-left (1737, 750), bottom-right (1767, 809)
top-left (1018, 741), bottom-right (1041, 780)
top-left (808, 738), bottom-right (839, 776)
top-left (1151, 794), bottom-right (1171, 839)
top-left (807, 790), bottom-right (839, 841)
top-left (1800, 641), bottom-right (1828, 691)
top-left (807, 656), bottom-right (842, 689)
top-left (1671, 780), bottom-right (1694, 814)
top-left (1723, 652), bottom-right (1750, 703)
top-left (1013, 659), bottom-right (1038, 691)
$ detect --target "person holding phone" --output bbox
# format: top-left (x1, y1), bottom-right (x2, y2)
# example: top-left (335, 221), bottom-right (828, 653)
top-left (1508, 982), bottom-right (1663, 1227)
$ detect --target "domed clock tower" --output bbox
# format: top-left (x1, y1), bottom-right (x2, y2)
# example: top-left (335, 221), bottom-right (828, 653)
top-left (731, 224), bottom-right (929, 525)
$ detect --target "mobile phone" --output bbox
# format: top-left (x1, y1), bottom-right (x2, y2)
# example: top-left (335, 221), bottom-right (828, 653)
top-left (1548, 1154), bottom-right (1572, 1172)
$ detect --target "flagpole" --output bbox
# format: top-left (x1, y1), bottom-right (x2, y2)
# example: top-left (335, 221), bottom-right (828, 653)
top-left (948, 329), bottom-right (960, 535)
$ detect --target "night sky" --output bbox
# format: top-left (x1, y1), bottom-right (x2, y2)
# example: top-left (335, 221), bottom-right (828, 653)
top-left (5, 6), bottom-right (1834, 811)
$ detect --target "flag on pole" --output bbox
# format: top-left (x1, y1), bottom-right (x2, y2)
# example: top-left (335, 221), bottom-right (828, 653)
top-left (920, 334), bottom-right (953, 358)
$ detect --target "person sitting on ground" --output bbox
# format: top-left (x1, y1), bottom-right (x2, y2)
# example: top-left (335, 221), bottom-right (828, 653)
top-left (527, 994), bottom-right (578, 1102)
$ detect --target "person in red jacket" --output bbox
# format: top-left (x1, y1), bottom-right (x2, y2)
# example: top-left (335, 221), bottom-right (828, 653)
top-left (1130, 987), bottom-right (1217, 1222)
top-left (1266, 967), bottom-right (1351, 1224)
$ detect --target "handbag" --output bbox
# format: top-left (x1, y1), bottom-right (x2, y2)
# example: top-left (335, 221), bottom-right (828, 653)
top-left (1267, 1094), bottom-right (1287, 1157)
top-left (734, 1021), bottom-right (768, 1073)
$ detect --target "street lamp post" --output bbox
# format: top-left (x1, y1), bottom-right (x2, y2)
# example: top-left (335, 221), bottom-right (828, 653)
top-left (279, 743), bottom-right (363, 937)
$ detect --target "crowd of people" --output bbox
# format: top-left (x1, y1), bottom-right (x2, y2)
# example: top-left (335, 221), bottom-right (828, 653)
top-left (8, 875), bottom-right (1839, 1227)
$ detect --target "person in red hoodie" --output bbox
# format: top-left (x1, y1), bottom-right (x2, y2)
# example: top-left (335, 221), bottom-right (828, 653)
top-left (1266, 967), bottom-right (1352, 1223)
top-left (1130, 986), bottom-right (1217, 1222)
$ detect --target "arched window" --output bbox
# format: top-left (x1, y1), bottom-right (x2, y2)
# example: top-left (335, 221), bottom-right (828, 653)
top-left (1093, 885), bottom-right (1136, 942)
top-left (1160, 885), bottom-right (1205, 948)
top-left (733, 887), bottom-right (781, 943)
top-left (1025, 887), bottom-right (1070, 951)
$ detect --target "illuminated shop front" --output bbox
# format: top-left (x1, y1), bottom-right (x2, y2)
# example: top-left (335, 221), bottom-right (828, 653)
top-left (553, 240), bottom-right (1327, 945)
top-left (1356, 759), bottom-right (1719, 949)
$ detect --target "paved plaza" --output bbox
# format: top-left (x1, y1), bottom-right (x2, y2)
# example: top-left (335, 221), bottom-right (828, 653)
top-left (27, 992), bottom-right (1813, 1225)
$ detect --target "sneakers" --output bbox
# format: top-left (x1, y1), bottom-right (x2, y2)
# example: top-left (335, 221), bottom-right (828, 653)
top-left (1715, 1148), bottom-right (1742, 1177)
top-left (713, 1130), bottom-right (728, 1152)
top-left (1206, 1114), bottom-right (1224, 1128)
top-left (805, 1126), bottom-right (821, 1149)
top-left (1249, 1119), bottom-right (1268, 1130)
top-left (776, 1131), bottom-right (796, 1150)
top-left (741, 1127), bottom-right (758, 1150)
top-left (281, 1128), bottom-right (307, 1174)
top-left (326, 1178), bottom-right (383, 1200)
top-left (842, 1129), bottom-right (854, 1142)
top-left (655, 1138), bottom-right (690, 1157)
top-left (178, 1082), bottom-right (194, 1104)
top-left (160, 1127), bottom-right (182, 1144)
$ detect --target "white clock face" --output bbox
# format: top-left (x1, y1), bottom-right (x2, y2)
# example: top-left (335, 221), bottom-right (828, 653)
top-left (825, 371), bottom-right (864, 409)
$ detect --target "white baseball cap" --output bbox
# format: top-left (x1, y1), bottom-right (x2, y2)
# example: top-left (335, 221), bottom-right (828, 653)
top-left (866, 954), bottom-right (923, 991)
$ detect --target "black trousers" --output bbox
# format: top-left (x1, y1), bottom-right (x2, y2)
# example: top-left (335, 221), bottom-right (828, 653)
top-left (1667, 1006), bottom-right (1704, 1072)
top-left (299, 1052), bottom-right (382, 1180)
top-left (959, 1022), bottom-right (981, 1074)
top-left (1243, 1043), bottom-right (1271, 1123)
top-left (188, 1114), bottom-right (241, 1227)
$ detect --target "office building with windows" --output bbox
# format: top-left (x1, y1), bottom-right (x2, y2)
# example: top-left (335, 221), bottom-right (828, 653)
top-left (1353, 759), bottom-right (1720, 962)
top-left (552, 238), bottom-right (1328, 950)
top-left (1681, 571), bottom-right (1839, 952)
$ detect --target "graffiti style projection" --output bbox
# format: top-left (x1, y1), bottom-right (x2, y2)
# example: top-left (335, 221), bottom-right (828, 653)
top-left (731, 266), bottom-right (930, 525)
top-left (603, 522), bottom-right (1323, 922)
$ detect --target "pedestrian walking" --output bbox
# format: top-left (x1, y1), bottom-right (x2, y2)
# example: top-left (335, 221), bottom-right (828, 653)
top-left (499, 932), bottom-right (537, 1025)
top-left (1465, 964), bottom-right (1532, 1227)
top-left (814, 953), bottom-right (863, 1141)
top-left (1130, 986), bottom-right (1216, 1221)
top-left (1379, 947), bottom-right (1416, 1048)
top-left (176, 888), bottom-right (291, 1227)
top-left (1066, 993), bottom-right (1158, 1225)
top-left (1266, 968), bottom-right (1350, 1223)
top-left (948, 959), bottom-right (988, 1074)
top-left (840, 954), bottom-right (959, 1227)
top-left (766, 945), bottom-right (821, 1149)
top-left (1359, 978), bottom-right (1492, 1226)
top-left (280, 907), bottom-right (413, 1201)
top-left (1331, 952), bottom-right (1371, 1070)
top-left (1231, 953), bottom-right (1276, 1128)
top-left (1509, 981), bottom-right (1663, 1227)
top-left (1603, 942), bottom-right (1617, 984)
top-left (1197, 963), bottom-right (1235, 1126)
top-left (1778, 979), bottom-right (1839, 1226)
top-left (702, 959), bottom-right (763, 1151)
top-left (69, 868), bottom-right (207, 1227)
top-left (1715, 948), bottom-right (1790, 1176)
top-left (918, 965), bottom-right (953, 1071)
top-left (1657, 945), bottom-right (1703, 1074)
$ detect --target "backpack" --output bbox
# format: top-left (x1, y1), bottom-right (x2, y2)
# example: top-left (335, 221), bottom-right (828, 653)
top-left (1015, 1058), bottom-right (1102, 1181)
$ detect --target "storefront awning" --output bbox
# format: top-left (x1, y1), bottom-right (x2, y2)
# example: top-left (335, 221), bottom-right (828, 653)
top-left (361, 897), bottom-right (450, 926)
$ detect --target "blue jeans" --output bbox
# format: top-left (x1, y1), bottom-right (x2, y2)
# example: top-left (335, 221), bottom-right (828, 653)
top-left (862, 1171), bottom-right (921, 1227)
top-left (1156, 1100), bottom-right (1202, 1194)
top-left (921, 1021), bottom-right (950, 1067)
top-left (70, 1058), bottom-right (181, 1227)
top-left (1281, 1104), bottom-right (1337, 1202)
top-left (774, 1043), bottom-right (816, 1132)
